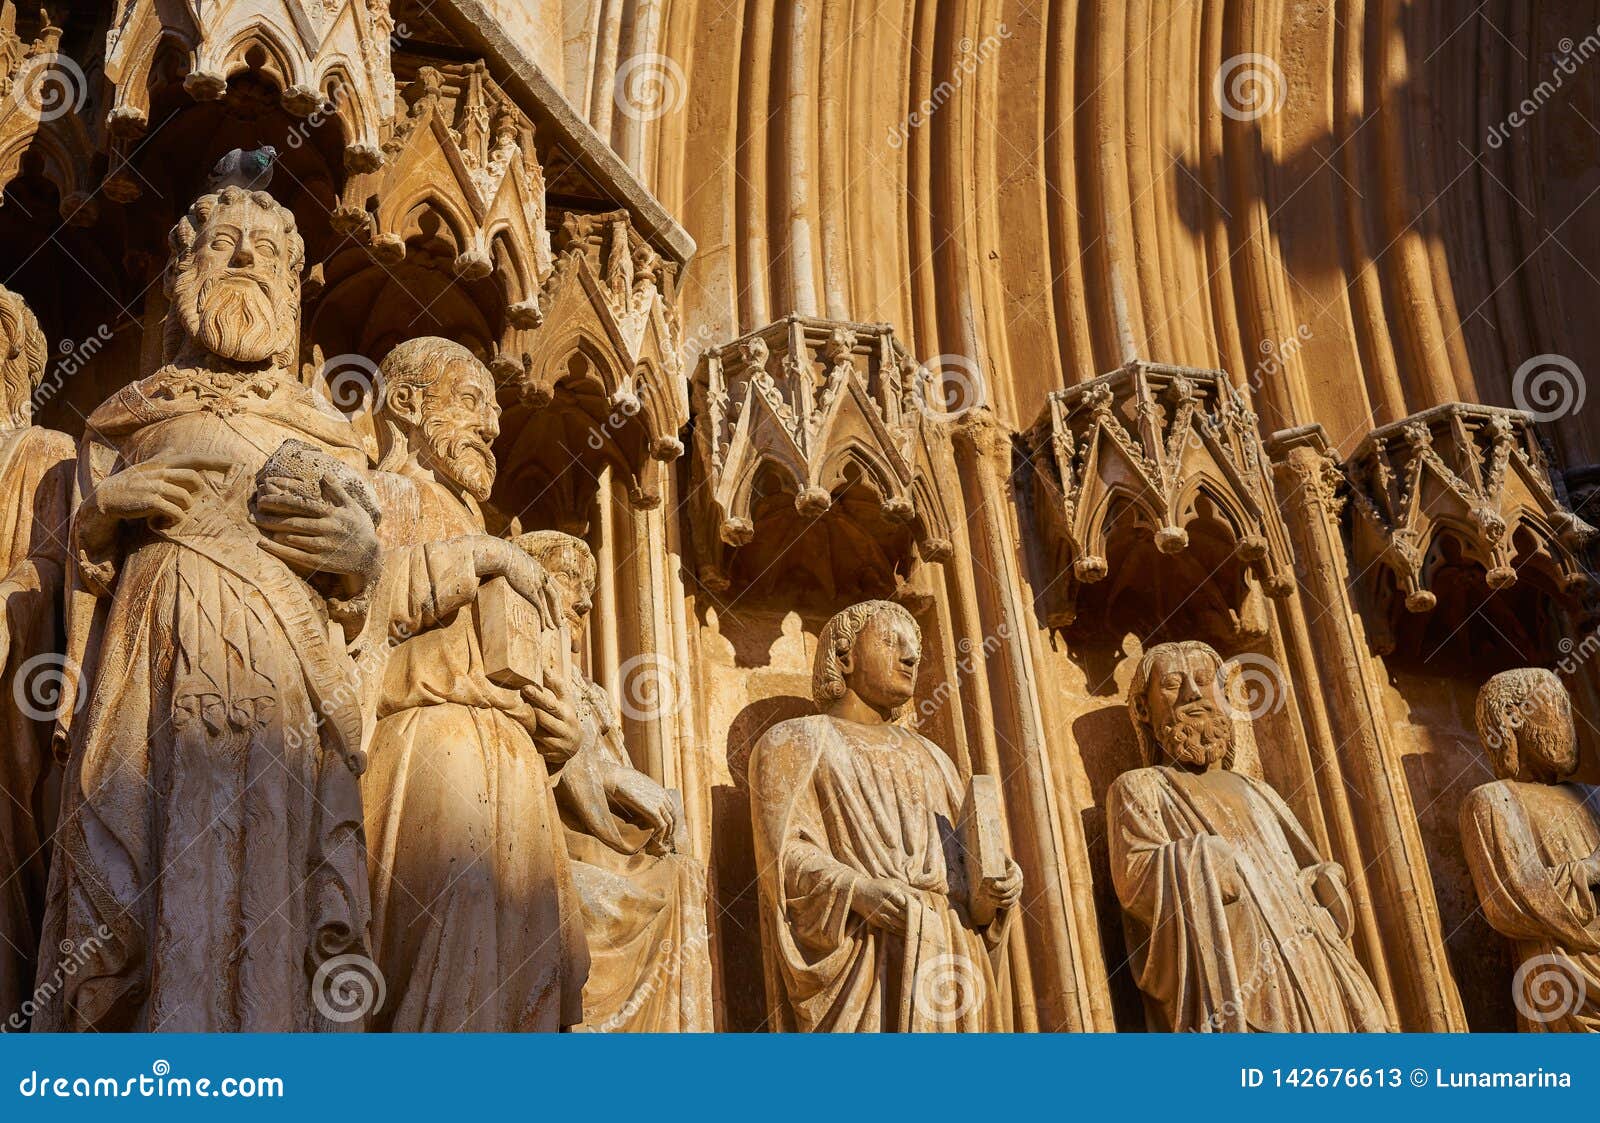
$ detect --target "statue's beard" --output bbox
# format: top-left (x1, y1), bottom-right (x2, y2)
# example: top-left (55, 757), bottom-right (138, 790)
top-left (1160, 707), bottom-right (1234, 767)
top-left (422, 416), bottom-right (496, 501)
top-left (179, 270), bottom-right (288, 364)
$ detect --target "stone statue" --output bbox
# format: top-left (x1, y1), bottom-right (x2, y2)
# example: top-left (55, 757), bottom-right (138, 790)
top-left (0, 284), bottom-right (73, 1025)
top-left (748, 599), bottom-right (1021, 1031)
top-left (35, 176), bottom-right (384, 1031)
top-left (522, 530), bottom-right (714, 1031)
top-left (362, 336), bottom-right (589, 1031)
top-left (1107, 640), bottom-right (1391, 1032)
top-left (1461, 668), bottom-right (1600, 1032)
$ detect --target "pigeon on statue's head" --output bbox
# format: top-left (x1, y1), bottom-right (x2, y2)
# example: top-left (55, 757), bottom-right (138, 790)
top-left (206, 145), bottom-right (278, 193)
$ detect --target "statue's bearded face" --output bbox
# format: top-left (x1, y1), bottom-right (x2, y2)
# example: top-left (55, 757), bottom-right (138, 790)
top-left (175, 200), bottom-right (296, 364)
top-left (417, 359), bottom-right (500, 502)
top-left (843, 611), bottom-right (921, 711)
top-left (1144, 649), bottom-right (1234, 768)
top-left (1515, 688), bottom-right (1578, 781)
top-left (546, 560), bottom-right (595, 635)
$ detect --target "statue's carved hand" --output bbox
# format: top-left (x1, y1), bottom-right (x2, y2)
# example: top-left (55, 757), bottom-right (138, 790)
top-left (972, 857), bottom-right (1024, 920)
top-left (522, 672), bottom-right (585, 764)
top-left (497, 544), bottom-right (561, 630)
top-left (1580, 847), bottom-right (1600, 888)
top-left (88, 450), bottom-right (233, 528)
top-left (608, 768), bottom-right (677, 854)
top-left (254, 476), bottom-right (380, 582)
top-left (851, 876), bottom-right (911, 935)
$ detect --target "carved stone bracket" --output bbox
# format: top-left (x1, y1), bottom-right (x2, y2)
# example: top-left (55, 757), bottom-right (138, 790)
top-left (1024, 360), bottom-right (1295, 635)
top-left (689, 315), bottom-right (953, 594)
top-left (1343, 403), bottom-right (1596, 646)
top-left (104, 0), bottom-right (396, 164)
top-left (494, 208), bottom-right (685, 510)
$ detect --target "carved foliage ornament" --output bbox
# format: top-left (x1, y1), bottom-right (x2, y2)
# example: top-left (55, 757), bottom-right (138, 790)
top-left (1026, 361), bottom-right (1294, 631)
top-left (690, 315), bottom-right (954, 591)
top-left (1343, 403), bottom-right (1595, 617)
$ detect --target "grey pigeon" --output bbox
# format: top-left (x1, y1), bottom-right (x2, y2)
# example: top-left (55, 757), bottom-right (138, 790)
top-left (206, 145), bottom-right (278, 193)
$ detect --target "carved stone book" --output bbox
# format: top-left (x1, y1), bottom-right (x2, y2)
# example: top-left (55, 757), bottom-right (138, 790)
top-left (959, 773), bottom-right (1007, 926)
top-left (478, 577), bottom-right (567, 689)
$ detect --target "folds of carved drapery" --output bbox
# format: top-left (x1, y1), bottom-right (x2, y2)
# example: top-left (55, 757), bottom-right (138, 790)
top-left (1023, 361), bottom-right (1295, 641)
top-left (688, 315), bottom-right (952, 599)
top-left (1343, 403), bottom-right (1597, 656)
top-left (1267, 424), bottom-right (1468, 1032)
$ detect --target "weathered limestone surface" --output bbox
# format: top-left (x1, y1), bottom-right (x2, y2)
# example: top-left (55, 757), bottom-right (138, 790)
top-left (0, 0), bottom-right (1592, 1034)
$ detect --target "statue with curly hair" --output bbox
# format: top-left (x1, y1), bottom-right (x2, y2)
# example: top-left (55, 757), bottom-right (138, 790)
top-left (0, 283), bottom-right (73, 1027)
top-left (748, 599), bottom-right (1021, 1031)
top-left (1107, 640), bottom-right (1390, 1032)
top-left (36, 168), bottom-right (385, 1031)
top-left (1461, 667), bottom-right (1600, 1032)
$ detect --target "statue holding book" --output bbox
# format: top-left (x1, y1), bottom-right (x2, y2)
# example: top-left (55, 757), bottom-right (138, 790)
top-left (361, 336), bottom-right (588, 1031)
top-left (748, 599), bottom-right (1021, 1031)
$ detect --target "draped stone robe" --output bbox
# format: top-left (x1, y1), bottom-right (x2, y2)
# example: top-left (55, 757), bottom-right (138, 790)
top-left (36, 368), bottom-right (373, 1032)
top-left (1460, 779), bottom-right (1600, 1032)
top-left (750, 715), bottom-right (1012, 1032)
top-left (1108, 765), bottom-right (1390, 1032)
top-left (556, 681), bottom-right (714, 1031)
top-left (0, 424), bottom-right (72, 1024)
top-left (363, 468), bottom-right (588, 1031)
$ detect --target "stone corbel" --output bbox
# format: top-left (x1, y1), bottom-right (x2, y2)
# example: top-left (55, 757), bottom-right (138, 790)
top-left (1343, 403), bottom-right (1595, 652)
top-left (495, 208), bottom-right (685, 509)
top-left (1023, 360), bottom-right (1295, 638)
top-left (688, 315), bottom-right (953, 595)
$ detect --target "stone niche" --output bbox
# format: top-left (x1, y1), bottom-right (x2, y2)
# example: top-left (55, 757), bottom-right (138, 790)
top-left (1022, 360), bottom-right (1309, 1029)
top-left (1344, 403), bottom-right (1598, 1030)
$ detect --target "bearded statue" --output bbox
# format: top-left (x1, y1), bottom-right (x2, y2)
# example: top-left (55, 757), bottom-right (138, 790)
top-left (1106, 640), bottom-right (1391, 1032)
top-left (35, 163), bottom-right (385, 1031)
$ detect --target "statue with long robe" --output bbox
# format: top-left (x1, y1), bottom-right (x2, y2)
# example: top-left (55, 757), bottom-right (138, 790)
top-left (749, 599), bottom-right (1021, 1031)
top-left (35, 172), bottom-right (385, 1031)
top-left (1461, 667), bottom-right (1600, 1032)
top-left (361, 337), bottom-right (589, 1031)
top-left (522, 530), bottom-right (714, 1031)
top-left (0, 284), bottom-right (73, 1025)
top-left (1107, 640), bottom-right (1391, 1032)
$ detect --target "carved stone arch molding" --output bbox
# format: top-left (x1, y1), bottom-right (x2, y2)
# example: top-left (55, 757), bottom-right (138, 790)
top-left (491, 207), bottom-right (686, 522)
top-left (0, 11), bottom-right (98, 226)
top-left (1024, 360), bottom-right (1295, 643)
top-left (104, 0), bottom-right (395, 163)
top-left (688, 315), bottom-right (954, 606)
top-left (1343, 403), bottom-right (1597, 660)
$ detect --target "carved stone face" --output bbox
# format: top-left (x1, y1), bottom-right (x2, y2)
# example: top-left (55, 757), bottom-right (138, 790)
top-left (174, 195), bottom-right (298, 364)
top-left (418, 358), bottom-right (500, 502)
top-left (544, 553), bottom-right (595, 636)
top-left (1143, 646), bottom-right (1234, 769)
top-left (841, 609), bottom-right (921, 711)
